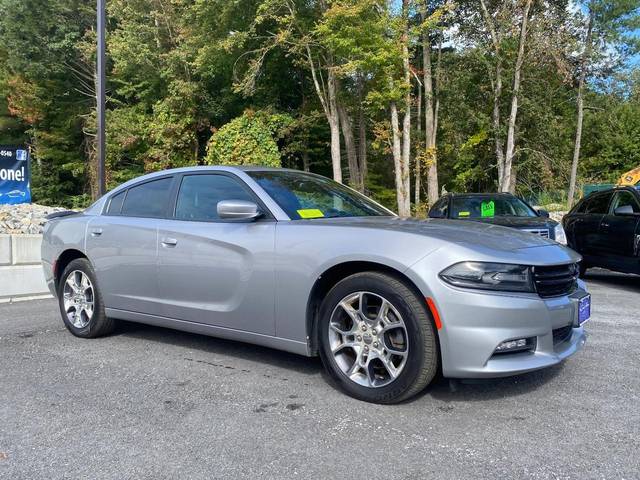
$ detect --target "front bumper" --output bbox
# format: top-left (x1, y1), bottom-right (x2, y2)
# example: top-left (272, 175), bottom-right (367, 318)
top-left (42, 259), bottom-right (57, 297)
top-left (432, 280), bottom-right (588, 379)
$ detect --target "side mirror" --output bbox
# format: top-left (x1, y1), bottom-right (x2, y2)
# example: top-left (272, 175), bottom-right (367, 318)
top-left (614, 204), bottom-right (635, 216)
top-left (428, 210), bottom-right (445, 219)
top-left (537, 209), bottom-right (550, 218)
top-left (217, 200), bottom-right (262, 221)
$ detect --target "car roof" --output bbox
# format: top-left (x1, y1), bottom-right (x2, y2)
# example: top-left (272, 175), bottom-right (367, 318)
top-left (108, 166), bottom-right (321, 190)
top-left (582, 186), bottom-right (639, 198)
top-left (445, 192), bottom-right (518, 198)
top-left (194, 165), bottom-right (309, 172)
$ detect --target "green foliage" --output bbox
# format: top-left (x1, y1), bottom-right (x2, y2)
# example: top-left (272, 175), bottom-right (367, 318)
top-left (581, 88), bottom-right (640, 183)
top-left (318, 0), bottom-right (407, 108)
top-left (0, 0), bottom-right (96, 205)
top-left (0, 0), bottom-right (638, 210)
top-left (204, 109), bottom-right (293, 167)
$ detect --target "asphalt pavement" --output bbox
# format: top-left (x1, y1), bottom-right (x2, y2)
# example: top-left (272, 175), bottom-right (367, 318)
top-left (1, 269), bottom-right (639, 479)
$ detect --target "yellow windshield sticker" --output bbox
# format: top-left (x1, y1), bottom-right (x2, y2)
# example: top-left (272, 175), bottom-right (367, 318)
top-left (297, 209), bottom-right (325, 219)
top-left (481, 201), bottom-right (495, 218)
top-left (458, 211), bottom-right (470, 217)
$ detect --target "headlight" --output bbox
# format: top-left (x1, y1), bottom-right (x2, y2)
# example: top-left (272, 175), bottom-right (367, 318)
top-left (554, 224), bottom-right (567, 245)
top-left (440, 262), bottom-right (534, 292)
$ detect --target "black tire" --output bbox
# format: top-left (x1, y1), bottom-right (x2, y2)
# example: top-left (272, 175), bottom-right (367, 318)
top-left (318, 271), bottom-right (439, 404)
top-left (57, 258), bottom-right (115, 338)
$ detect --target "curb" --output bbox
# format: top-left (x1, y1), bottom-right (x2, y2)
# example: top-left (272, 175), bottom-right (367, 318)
top-left (0, 294), bottom-right (54, 304)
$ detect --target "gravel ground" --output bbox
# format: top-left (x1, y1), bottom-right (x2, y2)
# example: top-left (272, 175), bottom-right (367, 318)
top-left (0, 269), bottom-right (638, 479)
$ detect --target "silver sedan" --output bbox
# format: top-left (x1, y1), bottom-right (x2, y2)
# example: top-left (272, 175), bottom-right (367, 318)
top-left (41, 167), bottom-right (589, 403)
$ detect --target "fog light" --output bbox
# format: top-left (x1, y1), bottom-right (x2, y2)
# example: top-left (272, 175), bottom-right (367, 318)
top-left (495, 337), bottom-right (534, 353)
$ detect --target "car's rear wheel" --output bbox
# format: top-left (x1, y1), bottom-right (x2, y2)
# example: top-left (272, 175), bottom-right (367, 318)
top-left (58, 258), bottom-right (114, 338)
top-left (318, 272), bottom-right (439, 404)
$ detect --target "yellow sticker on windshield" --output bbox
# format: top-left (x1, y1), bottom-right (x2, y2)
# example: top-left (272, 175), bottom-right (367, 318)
top-left (458, 211), bottom-right (470, 217)
top-left (297, 209), bottom-right (325, 219)
top-left (481, 201), bottom-right (495, 218)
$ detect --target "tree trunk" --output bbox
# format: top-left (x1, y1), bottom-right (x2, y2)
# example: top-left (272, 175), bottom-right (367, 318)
top-left (493, 65), bottom-right (505, 188)
top-left (85, 136), bottom-right (99, 200)
top-left (433, 35), bottom-right (442, 148)
top-left (480, 0), bottom-right (505, 191)
top-left (391, 101), bottom-right (409, 216)
top-left (357, 75), bottom-right (367, 190)
top-left (358, 104), bottom-right (367, 190)
top-left (300, 78), bottom-right (311, 173)
top-left (338, 102), bottom-right (362, 192)
top-left (422, 7), bottom-right (438, 205)
top-left (501, 0), bottom-right (533, 193)
top-left (302, 151), bottom-right (310, 172)
top-left (415, 73), bottom-right (422, 207)
top-left (305, 46), bottom-right (342, 183)
top-left (568, 10), bottom-right (594, 208)
top-left (327, 67), bottom-right (342, 183)
top-left (401, 0), bottom-right (412, 214)
top-left (88, 63), bottom-right (100, 199)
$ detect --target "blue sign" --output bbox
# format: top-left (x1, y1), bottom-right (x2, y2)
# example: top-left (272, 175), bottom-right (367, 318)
top-left (0, 146), bottom-right (31, 205)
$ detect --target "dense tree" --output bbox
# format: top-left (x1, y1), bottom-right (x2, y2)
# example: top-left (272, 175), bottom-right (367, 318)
top-left (566, 0), bottom-right (640, 206)
top-left (0, 0), bottom-right (638, 212)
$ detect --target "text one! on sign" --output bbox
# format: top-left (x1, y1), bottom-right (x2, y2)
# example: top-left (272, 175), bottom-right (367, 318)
top-left (0, 146), bottom-right (31, 205)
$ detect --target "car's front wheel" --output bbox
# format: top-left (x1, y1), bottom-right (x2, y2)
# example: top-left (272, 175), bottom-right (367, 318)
top-left (57, 258), bottom-right (115, 338)
top-left (318, 272), bottom-right (439, 404)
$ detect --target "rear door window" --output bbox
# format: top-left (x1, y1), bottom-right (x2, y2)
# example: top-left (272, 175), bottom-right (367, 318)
top-left (174, 174), bottom-right (255, 222)
top-left (584, 193), bottom-right (612, 214)
top-left (121, 177), bottom-right (174, 218)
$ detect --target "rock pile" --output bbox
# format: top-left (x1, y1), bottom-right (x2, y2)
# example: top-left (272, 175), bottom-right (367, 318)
top-left (0, 203), bottom-right (69, 235)
top-left (549, 211), bottom-right (567, 223)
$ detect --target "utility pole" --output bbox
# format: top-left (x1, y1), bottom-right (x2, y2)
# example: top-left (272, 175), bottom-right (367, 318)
top-left (96, 0), bottom-right (106, 197)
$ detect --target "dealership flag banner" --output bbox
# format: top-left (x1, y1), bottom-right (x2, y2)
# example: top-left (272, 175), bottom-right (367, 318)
top-left (0, 146), bottom-right (31, 205)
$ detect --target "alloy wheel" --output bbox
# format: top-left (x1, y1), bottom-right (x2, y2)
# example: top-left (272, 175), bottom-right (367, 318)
top-left (328, 291), bottom-right (409, 388)
top-left (62, 270), bottom-right (95, 329)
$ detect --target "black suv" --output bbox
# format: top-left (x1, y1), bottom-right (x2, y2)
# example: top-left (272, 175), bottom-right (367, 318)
top-left (428, 193), bottom-right (566, 243)
top-left (563, 187), bottom-right (640, 276)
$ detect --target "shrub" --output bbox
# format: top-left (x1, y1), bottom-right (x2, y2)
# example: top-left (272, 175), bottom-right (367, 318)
top-left (204, 109), bottom-right (292, 168)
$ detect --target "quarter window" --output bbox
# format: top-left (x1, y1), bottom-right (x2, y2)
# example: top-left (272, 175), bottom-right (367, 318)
top-left (610, 191), bottom-right (640, 214)
top-left (175, 174), bottom-right (255, 221)
top-left (430, 198), bottom-right (449, 218)
top-left (106, 190), bottom-right (125, 215)
top-left (121, 177), bottom-right (173, 218)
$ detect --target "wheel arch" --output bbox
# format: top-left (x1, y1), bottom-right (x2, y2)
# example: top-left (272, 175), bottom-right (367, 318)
top-left (305, 261), bottom-right (434, 356)
top-left (54, 249), bottom-right (89, 290)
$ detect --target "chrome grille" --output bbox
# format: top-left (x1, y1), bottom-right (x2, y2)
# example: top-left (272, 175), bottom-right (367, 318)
top-left (533, 263), bottom-right (579, 298)
top-left (522, 228), bottom-right (550, 238)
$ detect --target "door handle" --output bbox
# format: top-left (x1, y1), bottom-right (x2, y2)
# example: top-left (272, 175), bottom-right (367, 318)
top-left (601, 222), bottom-right (610, 228)
top-left (90, 228), bottom-right (103, 237)
top-left (161, 237), bottom-right (178, 247)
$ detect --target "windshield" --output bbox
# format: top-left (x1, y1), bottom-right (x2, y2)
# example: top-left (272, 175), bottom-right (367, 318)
top-left (451, 195), bottom-right (537, 219)
top-left (248, 171), bottom-right (392, 220)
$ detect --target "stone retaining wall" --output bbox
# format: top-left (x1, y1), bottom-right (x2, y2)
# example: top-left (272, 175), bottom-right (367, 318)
top-left (0, 234), bottom-right (50, 302)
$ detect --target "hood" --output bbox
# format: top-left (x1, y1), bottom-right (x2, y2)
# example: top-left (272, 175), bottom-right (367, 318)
top-left (458, 216), bottom-right (558, 229)
top-left (305, 216), bottom-right (561, 252)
